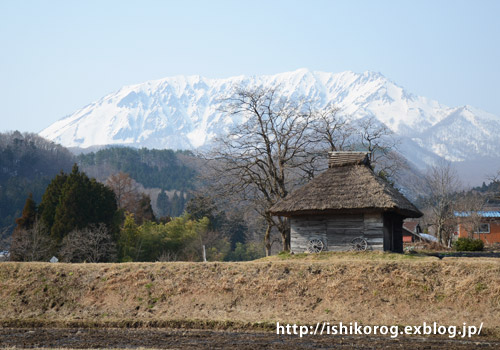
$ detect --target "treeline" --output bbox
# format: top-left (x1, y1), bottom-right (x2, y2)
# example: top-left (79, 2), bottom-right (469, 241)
top-left (474, 181), bottom-right (500, 201)
top-left (118, 213), bottom-right (263, 262)
top-left (78, 147), bottom-right (196, 191)
top-left (0, 138), bottom-right (199, 243)
top-left (157, 189), bottom-right (188, 218)
top-left (0, 132), bottom-right (74, 239)
top-left (9, 166), bottom-right (264, 262)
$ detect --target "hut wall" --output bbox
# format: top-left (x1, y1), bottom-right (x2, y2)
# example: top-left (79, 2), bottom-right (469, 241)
top-left (363, 213), bottom-right (384, 250)
top-left (326, 214), bottom-right (364, 251)
top-left (290, 213), bottom-right (384, 253)
top-left (290, 217), bottom-right (327, 252)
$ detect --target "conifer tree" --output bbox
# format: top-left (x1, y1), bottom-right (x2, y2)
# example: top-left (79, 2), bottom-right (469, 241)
top-left (15, 193), bottom-right (37, 230)
top-left (156, 189), bottom-right (170, 218)
top-left (170, 192), bottom-right (182, 217)
top-left (38, 171), bottom-right (68, 232)
top-left (134, 194), bottom-right (156, 224)
top-left (38, 164), bottom-right (118, 244)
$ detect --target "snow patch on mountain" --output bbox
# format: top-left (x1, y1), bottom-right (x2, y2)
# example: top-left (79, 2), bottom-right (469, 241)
top-left (40, 69), bottom-right (500, 167)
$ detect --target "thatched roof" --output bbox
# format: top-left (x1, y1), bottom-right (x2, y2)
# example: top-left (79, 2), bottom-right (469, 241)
top-left (328, 151), bottom-right (369, 167)
top-left (269, 152), bottom-right (422, 218)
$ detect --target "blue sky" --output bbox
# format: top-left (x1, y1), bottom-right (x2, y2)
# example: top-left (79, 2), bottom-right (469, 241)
top-left (1, 0), bottom-right (499, 133)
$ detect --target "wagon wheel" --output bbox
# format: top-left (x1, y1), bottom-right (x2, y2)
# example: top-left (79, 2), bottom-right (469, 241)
top-left (351, 237), bottom-right (368, 251)
top-left (307, 239), bottom-right (324, 253)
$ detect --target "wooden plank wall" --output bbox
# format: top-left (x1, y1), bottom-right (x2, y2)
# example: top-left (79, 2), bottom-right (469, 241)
top-left (290, 213), bottom-right (384, 253)
top-left (326, 214), bottom-right (363, 251)
top-left (290, 217), bottom-right (327, 252)
top-left (364, 212), bottom-right (384, 251)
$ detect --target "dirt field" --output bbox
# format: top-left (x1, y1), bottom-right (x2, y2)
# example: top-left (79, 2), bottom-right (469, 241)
top-left (1, 327), bottom-right (500, 349)
top-left (0, 252), bottom-right (499, 348)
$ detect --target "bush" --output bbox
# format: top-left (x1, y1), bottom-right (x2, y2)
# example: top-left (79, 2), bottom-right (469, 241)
top-left (59, 223), bottom-right (117, 263)
top-left (225, 242), bottom-right (265, 261)
top-left (118, 213), bottom-right (210, 262)
top-left (453, 237), bottom-right (484, 251)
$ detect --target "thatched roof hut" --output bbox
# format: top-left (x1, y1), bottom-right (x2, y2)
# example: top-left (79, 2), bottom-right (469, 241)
top-left (270, 152), bottom-right (422, 218)
top-left (270, 152), bottom-right (422, 253)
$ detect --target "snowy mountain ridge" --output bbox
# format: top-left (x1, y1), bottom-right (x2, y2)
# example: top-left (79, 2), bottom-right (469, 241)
top-left (40, 69), bottom-right (500, 168)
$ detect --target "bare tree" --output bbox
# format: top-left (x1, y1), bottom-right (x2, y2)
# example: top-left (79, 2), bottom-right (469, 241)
top-left (356, 116), bottom-right (403, 178)
top-left (311, 105), bottom-right (355, 152)
top-left (106, 172), bottom-right (155, 223)
top-left (487, 169), bottom-right (500, 182)
top-left (0, 226), bottom-right (12, 252)
top-left (9, 220), bottom-right (53, 261)
top-left (59, 223), bottom-right (116, 263)
top-left (205, 87), bottom-right (401, 256)
top-left (304, 105), bottom-right (357, 178)
top-left (454, 192), bottom-right (487, 239)
top-left (422, 161), bottom-right (461, 247)
top-left (486, 170), bottom-right (500, 203)
top-left (207, 86), bottom-right (327, 255)
top-left (106, 172), bottom-right (140, 211)
top-left (156, 250), bottom-right (178, 262)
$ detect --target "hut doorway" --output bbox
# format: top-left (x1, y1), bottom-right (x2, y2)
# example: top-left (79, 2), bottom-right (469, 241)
top-left (383, 213), bottom-right (403, 253)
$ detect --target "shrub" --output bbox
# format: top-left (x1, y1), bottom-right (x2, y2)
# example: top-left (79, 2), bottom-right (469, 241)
top-left (453, 237), bottom-right (484, 251)
top-left (225, 242), bottom-right (265, 261)
top-left (59, 223), bottom-right (117, 263)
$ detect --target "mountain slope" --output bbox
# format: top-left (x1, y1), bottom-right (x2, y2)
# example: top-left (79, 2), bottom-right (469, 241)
top-left (40, 69), bottom-right (500, 166)
top-left (0, 132), bottom-right (74, 242)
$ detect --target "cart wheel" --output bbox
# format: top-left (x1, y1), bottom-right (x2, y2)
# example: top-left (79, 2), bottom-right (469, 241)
top-left (351, 237), bottom-right (368, 251)
top-left (307, 239), bottom-right (324, 253)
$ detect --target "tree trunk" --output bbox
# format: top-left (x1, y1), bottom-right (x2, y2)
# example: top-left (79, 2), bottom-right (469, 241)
top-left (277, 217), bottom-right (290, 252)
top-left (280, 227), bottom-right (290, 252)
top-left (437, 221), bottom-right (444, 246)
top-left (264, 224), bottom-right (272, 256)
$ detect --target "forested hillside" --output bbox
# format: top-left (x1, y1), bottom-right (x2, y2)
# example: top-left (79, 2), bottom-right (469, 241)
top-left (77, 147), bottom-right (196, 191)
top-left (0, 136), bottom-right (198, 247)
top-left (77, 147), bottom-right (197, 217)
top-left (0, 132), bottom-right (74, 243)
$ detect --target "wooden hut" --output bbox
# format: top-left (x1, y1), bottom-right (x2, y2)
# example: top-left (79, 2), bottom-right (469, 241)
top-left (269, 152), bottom-right (422, 253)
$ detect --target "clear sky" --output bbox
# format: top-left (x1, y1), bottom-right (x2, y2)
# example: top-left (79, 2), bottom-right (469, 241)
top-left (1, 0), bottom-right (499, 133)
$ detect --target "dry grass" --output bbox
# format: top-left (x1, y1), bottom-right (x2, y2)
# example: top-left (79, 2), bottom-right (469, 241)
top-left (1, 348), bottom-right (156, 350)
top-left (0, 252), bottom-right (499, 337)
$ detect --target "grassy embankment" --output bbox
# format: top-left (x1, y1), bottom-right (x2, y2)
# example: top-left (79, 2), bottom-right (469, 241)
top-left (0, 252), bottom-right (499, 337)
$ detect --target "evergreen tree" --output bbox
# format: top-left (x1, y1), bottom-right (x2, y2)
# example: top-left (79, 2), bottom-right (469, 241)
top-left (185, 195), bottom-right (223, 229)
top-left (14, 193), bottom-right (37, 230)
top-left (156, 189), bottom-right (170, 218)
top-left (170, 192), bottom-right (181, 217)
top-left (39, 164), bottom-right (118, 244)
top-left (223, 213), bottom-right (248, 250)
top-left (118, 213), bottom-right (141, 261)
top-left (51, 164), bottom-right (91, 241)
top-left (10, 193), bottom-right (44, 261)
top-left (39, 171), bottom-right (68, 233)
top-left (134, 194), bottom-right (156, 224)
top-left (185, 195), bottom-right (249, 253)
top-left (88, 178), bottom-right (120, 237)
top-left (481, 182), bottom-right (487, 191)
top-left (179, 191), bottom-right (186, 214)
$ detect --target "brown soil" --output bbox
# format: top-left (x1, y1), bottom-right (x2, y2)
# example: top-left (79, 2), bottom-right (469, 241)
top-left (0, 252), bottom-right (499, 343)
top-left (1, 328), bottom-right (499, 349)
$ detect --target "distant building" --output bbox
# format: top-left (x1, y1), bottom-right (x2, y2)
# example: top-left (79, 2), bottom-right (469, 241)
top-left (402, 221), bottom-right (423, 243)
top-left (454, 210), bottom-right (500, 244)
top-left (269, 152), bottom-right (422, 253)
top-left (0, 250), bottom-right (9, 262)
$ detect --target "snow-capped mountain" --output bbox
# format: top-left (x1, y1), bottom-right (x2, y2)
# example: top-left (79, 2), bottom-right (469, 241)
top-left (40, 69), bottom-right (500, 168)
